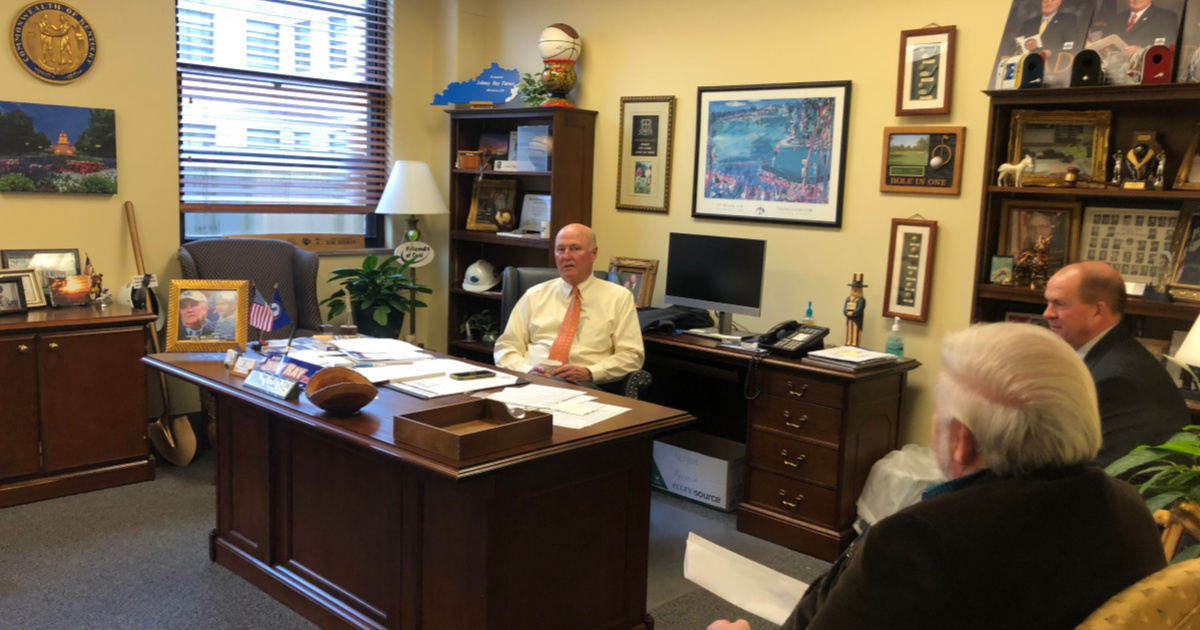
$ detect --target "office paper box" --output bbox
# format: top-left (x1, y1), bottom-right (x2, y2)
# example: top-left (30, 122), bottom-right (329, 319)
top-left (652, 431), bottom-right (745, 512)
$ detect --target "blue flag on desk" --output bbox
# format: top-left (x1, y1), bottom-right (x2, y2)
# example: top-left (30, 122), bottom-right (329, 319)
top-left (250, 288), bottom-right (291, 331)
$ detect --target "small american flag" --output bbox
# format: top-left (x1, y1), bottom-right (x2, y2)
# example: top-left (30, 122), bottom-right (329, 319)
top-left (250, 288), bottom-right (274, 331)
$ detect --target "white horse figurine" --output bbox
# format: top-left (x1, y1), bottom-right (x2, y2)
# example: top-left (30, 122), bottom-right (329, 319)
top-left (997, 154), bottom-right (1035, 187)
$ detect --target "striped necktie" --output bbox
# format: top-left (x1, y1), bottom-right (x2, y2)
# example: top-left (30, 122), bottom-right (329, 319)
top-left (549, 286), bottom-right (581, 364)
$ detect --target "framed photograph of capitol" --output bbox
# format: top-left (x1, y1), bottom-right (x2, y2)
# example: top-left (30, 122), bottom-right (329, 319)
top-left (692, 81), bottom-right (851, 228)
top-left (896, 25), bottom-right (956, 116)
top-left (616, 96), bottom-right (676, 213)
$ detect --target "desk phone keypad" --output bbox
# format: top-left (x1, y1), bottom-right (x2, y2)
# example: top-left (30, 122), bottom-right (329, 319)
top-left (776, 326), bottom-right (822, 351)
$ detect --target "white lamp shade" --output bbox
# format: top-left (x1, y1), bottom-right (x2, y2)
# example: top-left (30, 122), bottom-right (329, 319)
top-left (376, 161), bottom-right (449, 216)
top-left (1174, 315), bottom-right (1200, 367)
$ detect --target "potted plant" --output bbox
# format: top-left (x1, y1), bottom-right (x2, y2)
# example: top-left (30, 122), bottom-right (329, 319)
top-left (319, 254), bottom-right (431, 339)
top-left (1107, 425), bottom-right (1200, 563)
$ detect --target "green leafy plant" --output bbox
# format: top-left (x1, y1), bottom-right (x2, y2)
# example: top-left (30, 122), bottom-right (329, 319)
top-left (518, 72), bottom-right (549, 107)
top-left (1107, 425), bottom-right (1200, 562)
top-left (319, 254), bottom-right (432, 326)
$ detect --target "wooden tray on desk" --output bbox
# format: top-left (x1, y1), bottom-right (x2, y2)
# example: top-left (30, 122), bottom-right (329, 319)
top-left (394, 399), bottom-right (551, 461)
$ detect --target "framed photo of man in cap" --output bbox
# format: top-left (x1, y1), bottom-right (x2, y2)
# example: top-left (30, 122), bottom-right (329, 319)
top-left (166, 279), bottom-right (249, 352)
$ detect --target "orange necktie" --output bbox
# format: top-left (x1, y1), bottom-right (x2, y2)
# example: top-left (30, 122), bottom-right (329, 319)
top-left (549, 287), bottom-right (581, 364)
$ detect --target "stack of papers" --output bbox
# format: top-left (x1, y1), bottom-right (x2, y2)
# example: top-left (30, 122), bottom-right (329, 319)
top-left (803, 346), bottom-right (899, 372)
top-left (486, 385), bottom-right (629, 429)
top-left (331, 337), bottom-right (431, 364)
top-left (386, 363), bottom-right (521, 398)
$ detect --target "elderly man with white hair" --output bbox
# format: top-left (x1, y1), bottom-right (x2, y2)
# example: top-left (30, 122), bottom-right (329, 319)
top-left (711, 323), bottom-right (1165, 630)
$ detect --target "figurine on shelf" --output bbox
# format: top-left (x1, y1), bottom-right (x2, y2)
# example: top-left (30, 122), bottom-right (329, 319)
top-left (1125, 143), bottom-right (1157, 182)
top-left (997, 154), bottom-right (1034, 187)
top-left (1014, 235), bottom-right (1051, 289)
top-left (1155, 151), bottom-right (1166, 191)
top-left (844, 273), bottom-right (866, 347)
top-left (1111, 149), bottom-right (1124, 185)
top-left (84, 254), bottom-right (104, 301)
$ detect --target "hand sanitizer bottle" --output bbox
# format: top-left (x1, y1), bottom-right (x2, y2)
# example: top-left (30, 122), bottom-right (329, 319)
top-left (802, 301), bottom-right (815, 325)
top-left (885, 317), bottom-right (904, 358)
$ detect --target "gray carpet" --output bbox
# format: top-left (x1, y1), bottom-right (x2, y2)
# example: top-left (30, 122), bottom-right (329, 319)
top-left (0, 453), bottom-right (829, 629)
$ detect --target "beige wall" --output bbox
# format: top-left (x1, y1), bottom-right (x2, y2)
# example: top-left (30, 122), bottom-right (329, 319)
top-left (473, 0), bottom-right (1013, 444)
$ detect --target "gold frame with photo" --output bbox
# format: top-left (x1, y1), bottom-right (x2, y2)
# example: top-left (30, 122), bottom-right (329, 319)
top-left (467, 178), bottom-right (517, 231)
top-left (1009, 109), bottom-right (1111, 187)
top-left (997, 199), bottom-right (1082, 277)
top-left (166, 279), bottom-right (250, 352)
top-left (1174, 122), bottom-right (1200, 191)
top-left (0, 267), bottom-right (46, 308)
top-left (607, 257), bottom-right (658, 308)
top-left (895, 25), bottom-right (955, 117)
top-left (616, 95), bottom-right (676, 213)
top-left (879, 126), bottom-right (964, 195)
top-left (1168, 208), bottom-right (1200, 302)
top-left (882, 218), bottom-right (937, 322)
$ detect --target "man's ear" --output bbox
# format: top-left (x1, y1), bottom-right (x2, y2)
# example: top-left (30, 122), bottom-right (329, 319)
top-left (949, 420), bottom-right (979, 466)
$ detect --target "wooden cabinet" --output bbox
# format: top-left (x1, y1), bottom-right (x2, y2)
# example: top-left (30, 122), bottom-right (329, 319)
top-left (737, 361), bottom-right (916, 561)
top-left (642, 333), bottom-right (917, 561)
top-left (972, 84), bottom-right (1200, 339)
top-left (445, 107), bottom-right (596, 363)
top-left (0, 306), bottom-right (156, 508)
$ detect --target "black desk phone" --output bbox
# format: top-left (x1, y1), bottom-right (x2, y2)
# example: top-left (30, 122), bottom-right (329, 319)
top-left (758, 320), bottom-right (829, 357)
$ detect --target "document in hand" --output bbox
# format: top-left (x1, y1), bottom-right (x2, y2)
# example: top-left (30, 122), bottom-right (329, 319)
top-left (684, 533), bottom-right (808, 626)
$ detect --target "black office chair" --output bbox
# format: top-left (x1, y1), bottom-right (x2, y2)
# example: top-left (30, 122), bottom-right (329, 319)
top-left (177, 238), bottom-right (322, 339)
top-left (499, 266), bottom-right (652, 399)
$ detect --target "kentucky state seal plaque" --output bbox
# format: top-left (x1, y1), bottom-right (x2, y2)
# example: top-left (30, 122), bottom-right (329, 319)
top-left (11, 2), bottom-right (98, 84)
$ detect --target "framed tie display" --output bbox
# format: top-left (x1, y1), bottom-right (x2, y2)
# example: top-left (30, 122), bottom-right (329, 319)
top-left (896, 25), bottom-right (956, 116)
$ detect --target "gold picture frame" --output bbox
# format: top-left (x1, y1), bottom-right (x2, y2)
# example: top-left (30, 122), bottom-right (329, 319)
top-left (467, 178), bottom-right (516, 231)
top-left (0, 267), bottom-right (46, 308)
top-left (1169, 208), bottom-right (1200, 302)
top-left (607, 257), bottom-right (658, 308)
top-left (1174, 122), bottom-right (1200, 191)
top-left (1009, 109), bottom-right (1111, 187)
top-left (997, 199), bottom-right (1082, 277)
top-left (616, 95), bottom-right (676, 213)
top-left (166, 279), bottom-right (249, 352)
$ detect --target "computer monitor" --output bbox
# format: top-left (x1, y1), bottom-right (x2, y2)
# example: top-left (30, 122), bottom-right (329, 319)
top-left (664, 233), bottom-right (766, 335)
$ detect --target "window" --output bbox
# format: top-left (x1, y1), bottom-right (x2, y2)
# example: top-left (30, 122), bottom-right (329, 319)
top-left (176, 0), bottom-right (388, 241)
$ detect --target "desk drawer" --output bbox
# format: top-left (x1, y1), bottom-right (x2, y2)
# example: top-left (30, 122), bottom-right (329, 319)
top-left (749, 431), bottom-right (839, 487)
top-left (762, 371), bottom-right (843, 409)
top-left (749, 396), bottom-right (841, 446)
top-left (747, 469), bottom-right (836, 526)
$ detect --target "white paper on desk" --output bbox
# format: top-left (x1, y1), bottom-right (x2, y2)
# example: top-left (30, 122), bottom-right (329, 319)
top-left (551, 402), bottom-right (628, 429)
top-left (285, 350), bottom-right (354, 367)
top-left (684, 533), bottom-right (808, 626)
top-left (356, 360), bottom-right (449, 384)
top-left (487, 384), bottom-right (586, 408)
top-left (396, 370), bottom-right (520, 397)
top-left (332, 337), bottom-right (430, 362)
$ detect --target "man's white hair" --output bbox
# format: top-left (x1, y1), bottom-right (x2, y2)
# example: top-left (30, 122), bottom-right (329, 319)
top-left (933, 323), bottom-right (1101, 475)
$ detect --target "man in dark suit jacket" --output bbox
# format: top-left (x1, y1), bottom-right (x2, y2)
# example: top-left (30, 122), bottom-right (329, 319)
top-left (1020, 0), bottom-right (1080, 53)
top-left (1043, 261), bottom-right (1189, 467)
top-left (708, 323), bottom-right (1165, 630)
top-left (1120, 0), bottom-right (1181, 51)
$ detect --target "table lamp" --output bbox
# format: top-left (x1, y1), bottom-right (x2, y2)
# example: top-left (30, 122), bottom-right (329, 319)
top-left (375, 160), bottom-right (448, 341)
top-left (1167, 314), bottom-right (1200, 394)
top-left (375, 160), bottom-right (448, 242)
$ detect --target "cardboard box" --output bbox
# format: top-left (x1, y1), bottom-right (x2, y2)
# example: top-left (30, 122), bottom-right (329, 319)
top-left (651, 431), bottom-right (745, 512)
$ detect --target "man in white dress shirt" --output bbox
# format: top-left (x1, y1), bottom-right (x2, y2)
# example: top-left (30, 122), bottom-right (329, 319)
top-left (494, 223), bottom-right (644, 384)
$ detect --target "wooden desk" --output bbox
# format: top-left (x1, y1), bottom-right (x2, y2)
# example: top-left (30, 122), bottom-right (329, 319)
top-left (0, 305), bottom-right (156, 507)
top-left (642, 333), bottom-right (919, 561)
top-left (144, 352), bottom-right (692, 630)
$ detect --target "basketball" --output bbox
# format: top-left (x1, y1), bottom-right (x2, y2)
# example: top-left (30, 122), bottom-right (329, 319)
top-left (538, 23), bottom-right (581, 61)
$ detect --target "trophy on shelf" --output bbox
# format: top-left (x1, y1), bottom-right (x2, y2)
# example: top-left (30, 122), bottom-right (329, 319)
top-left (1122, 130), bottom-right (1166, 190)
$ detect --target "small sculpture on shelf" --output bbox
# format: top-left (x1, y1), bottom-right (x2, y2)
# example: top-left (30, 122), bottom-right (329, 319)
top-left (843, 273), bottom-right (866, 347)
top-left (460, 310), bottom-right (499, 344)
top-left (997, 154), bottom-right (1034, 187)
top-left (1111, 149), bottom-right (1124, 185)
top-left (1014, 235), bottom-right (1051, 289)
top-left (1155, 150), bottom-right (1167, 191)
